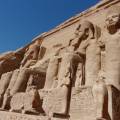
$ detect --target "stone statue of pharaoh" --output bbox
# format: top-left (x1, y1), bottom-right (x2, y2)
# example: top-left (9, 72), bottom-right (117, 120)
top-left (105, 6), bottom-right (120, 90)
top-left (42, 22), bottom-right (87, 117)
top-left (75, 20), bottom-right (101, 86)
top-left (57, 20), bottom-right (101, 115)
top-left (42, 20), bottom-right (101, 118)
top-left (1, 41), bottom-right (41, 109)
top-left (10, 40), bottom-right (40, 96)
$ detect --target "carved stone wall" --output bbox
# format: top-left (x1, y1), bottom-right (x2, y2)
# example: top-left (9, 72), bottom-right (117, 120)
top-left (0, 0), bottom-right (120, 120)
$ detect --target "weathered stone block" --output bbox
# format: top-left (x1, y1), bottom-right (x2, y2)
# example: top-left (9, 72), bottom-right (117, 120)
top-left (70, 87), bottom-right (96, 120)
top-left (0, 111), bottom-right (48, 120)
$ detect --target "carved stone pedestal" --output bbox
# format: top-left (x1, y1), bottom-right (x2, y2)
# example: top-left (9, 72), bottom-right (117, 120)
top-left (70, 86), bottom-right (120, 120)
top-left (70, 87), bottom-right (96, 120)
top-left (0, 111), bottom-right (48, 120)
top-left (0, 111), bottom-right (69, 120)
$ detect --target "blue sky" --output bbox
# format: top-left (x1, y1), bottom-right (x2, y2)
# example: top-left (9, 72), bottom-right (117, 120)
top-left (0, 0), bottom-right (100, 53)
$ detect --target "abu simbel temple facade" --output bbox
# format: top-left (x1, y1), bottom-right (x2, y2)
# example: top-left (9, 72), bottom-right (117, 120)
top-left (1, 0), bottom-right (120, 120)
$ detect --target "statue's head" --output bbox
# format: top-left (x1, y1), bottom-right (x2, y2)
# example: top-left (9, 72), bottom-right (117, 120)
top-left (106, 6), bottom-right (120, 31)
top-left (75, 20), bottom-right (95, 39)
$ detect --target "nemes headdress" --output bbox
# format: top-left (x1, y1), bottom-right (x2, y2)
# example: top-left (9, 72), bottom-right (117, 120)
top-left (76, 20), bottom-right (95, 38)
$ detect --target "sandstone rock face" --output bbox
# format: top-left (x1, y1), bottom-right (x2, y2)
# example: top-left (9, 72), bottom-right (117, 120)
top-left (0, 0), bottom-right (120, 120)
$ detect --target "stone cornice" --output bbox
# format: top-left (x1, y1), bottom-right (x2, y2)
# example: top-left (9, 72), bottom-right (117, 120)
top-left (33, 0), bottom-right (120, 41)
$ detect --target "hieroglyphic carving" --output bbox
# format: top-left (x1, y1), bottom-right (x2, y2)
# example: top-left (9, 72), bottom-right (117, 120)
top-left (70, 87), bottom-right (95, 120)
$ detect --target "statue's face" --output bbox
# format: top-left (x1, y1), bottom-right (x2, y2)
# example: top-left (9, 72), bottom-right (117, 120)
top-left (76, 26), bottom-right (89, 39)
top-left (106, 12), bottom-right (120, 28)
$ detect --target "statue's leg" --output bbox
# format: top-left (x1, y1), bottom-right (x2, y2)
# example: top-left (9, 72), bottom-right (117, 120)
top-left (1, 94), bottom-right (9, 109)
top-left (44, 56), bottom-right (59, 89)
top-left (26, 74), bottom-right (34, 92)
top-left (58, 53), bottom-right (81, 81)
top-left (10, 68), bottom-right (30, 95)
top-left (57, 53), bottom-right (81, 115)
top-left (59, 85), bottom-right (69, 114)
top-left (7, 69), bottom-right (19, 91)
top-left (0, 71), bottom-right (13, 107)
top-left (75, 62), bottom-right (84, 87)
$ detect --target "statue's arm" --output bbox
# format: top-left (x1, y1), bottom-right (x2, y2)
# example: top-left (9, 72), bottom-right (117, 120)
top-left (75, 39), bottom-right (90, 56)
top-left (30, 58), bottom-right (50, 74)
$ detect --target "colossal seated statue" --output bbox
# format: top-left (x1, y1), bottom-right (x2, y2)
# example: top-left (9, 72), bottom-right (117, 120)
top-left (104, 6), bottom-right (120, 90)
top-left (1, 40), bottom-right (41, 109)
top-left (0, 50), bottom-right (24, 108)
top-left (10, 40), bottom-right (41, 96)
top-left (42, 20), bottom-right (101, 118)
